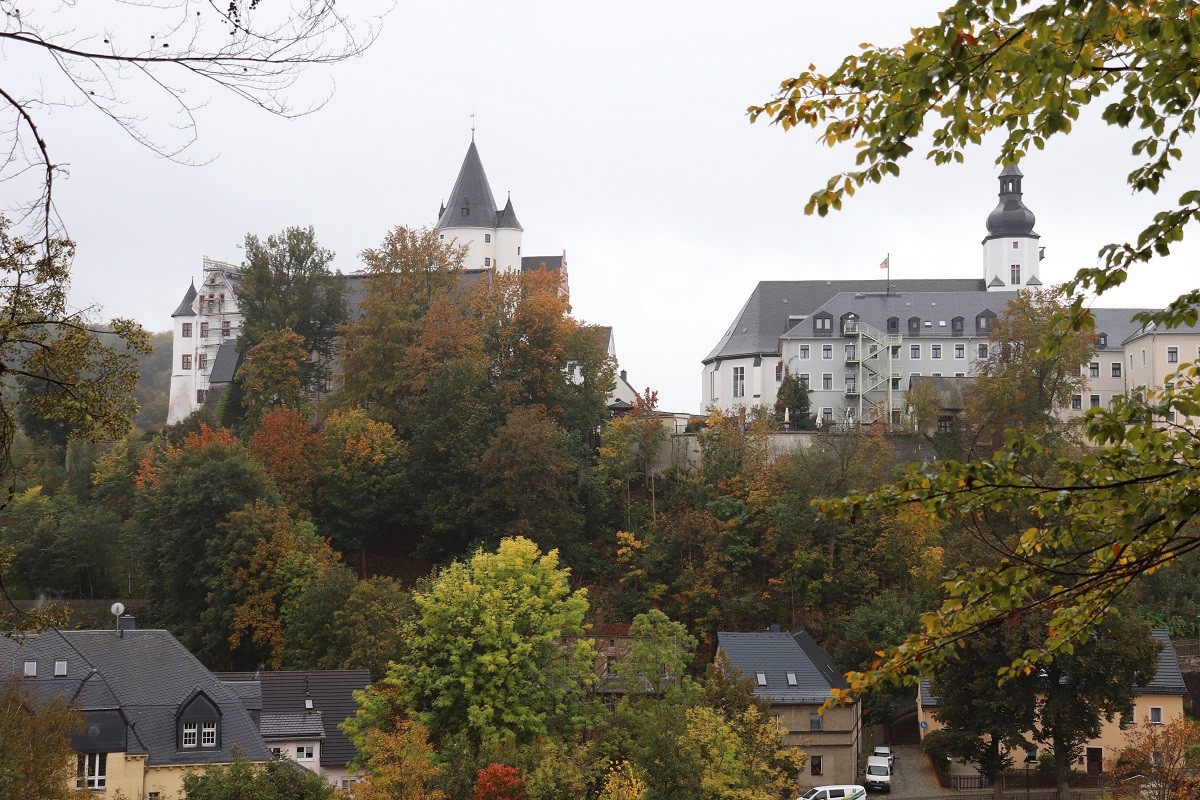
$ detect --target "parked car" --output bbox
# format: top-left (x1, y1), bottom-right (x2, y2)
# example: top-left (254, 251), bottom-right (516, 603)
top-left (864, 756), bottom-right (892, 793)
top-left (871, 746), bottom-right (894, 769)
top-left (797, 785), bottom-right (867, 800)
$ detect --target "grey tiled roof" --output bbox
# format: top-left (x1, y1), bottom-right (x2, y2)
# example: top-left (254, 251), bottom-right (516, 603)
top-left (920, 629), bottom-right (1185, 708)
top-left (785, 290), bottom-right (1020, 340)
top-left (260, 712), bottom-right (325, 740)
top-left (522, 254), bottom-right (563, 273)
top-left (208, 340), bottom-right (241, 384)
top-left (716, 629), bottom-right (847, 705)
top-left (497, 196), bottom-right (523, 231)
top-left (1143, 630), bottom-right (1187, 696)
top-left (172, 283), bottom-right (197, 317)
top-left (216, 670), bottom-right (371, 769)
top-left (1091, 308), bottom-right (1155, 350)
top-left (703, 279), bottom-right (986, 363)
top-left (436, 141), bottom-right (501, 230)
top-left (0, 629), bottom-right (272, 765)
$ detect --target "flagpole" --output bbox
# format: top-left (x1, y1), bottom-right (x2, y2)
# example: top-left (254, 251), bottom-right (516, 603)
top-left (886, 252), bottom-right (891, 296)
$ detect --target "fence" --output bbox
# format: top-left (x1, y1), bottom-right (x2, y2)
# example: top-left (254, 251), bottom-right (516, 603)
top-left (930, 754), bottom-right (1112, 793)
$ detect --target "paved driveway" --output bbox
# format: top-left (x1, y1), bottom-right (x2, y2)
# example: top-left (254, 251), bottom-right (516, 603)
top-left (869, 743), bottom-right (952, 799)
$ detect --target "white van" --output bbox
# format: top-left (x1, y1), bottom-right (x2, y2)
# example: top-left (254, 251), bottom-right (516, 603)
top-left (797, 785), bottom-right (867, 800)
top-left (864, 756), bottom-right (892, 793)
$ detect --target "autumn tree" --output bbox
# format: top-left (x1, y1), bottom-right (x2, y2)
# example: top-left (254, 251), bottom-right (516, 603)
top-left (236, 330), bottom-right (310, 423)
top-left (248, 406), bottom-right (322, 511)
top-left (182, 752), bottom-right (336, 800)
top-left (1114, 716), bottom-right (1200, 800)
top-left (0, 674), bottom-right (81, 800)
top-left (756, 0), bottom-right (1200, 677)
top-left (474, 763), bottom-right (526, 800)
top-left (361, 537), bottom-right (596, 749)
top-left (349, 720), bottom-right (446, 800)
top-left (238, 226), bottom-right (346, 390)
top-left (596, 390), bottom-right (668, 529)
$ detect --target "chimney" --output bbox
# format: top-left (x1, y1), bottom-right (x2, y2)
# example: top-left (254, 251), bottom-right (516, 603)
top-left (620, 369), bottom-right (627, 382)
top-left (118, 615), bottom-right (137, 632)
top-left (768, 623), bottom-right (782, 633)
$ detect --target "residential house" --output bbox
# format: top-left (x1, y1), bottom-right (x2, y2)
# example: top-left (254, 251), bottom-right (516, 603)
top-left (717, 629), bottom-right (862, 788)
top-left (0, 618), bottom-right (273, 798)
top-left (917, 629), bottom-right (1187, 776)
top-left (218, 669), bottom-right (372, 791)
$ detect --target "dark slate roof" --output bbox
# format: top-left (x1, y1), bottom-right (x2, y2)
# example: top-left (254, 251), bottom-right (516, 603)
top-left (0, 629), bottom-right (272, 765)
top-left (920, 630), bottom-right (1185, 707)
top-left (522, 254), bottom-right (563, 273)
top-left (704, 279), bottom-right (986, 363)
top-left (437, 141), bottom-right (500, 230)
top-left (342, 270), bottom-right (491, 322)
top-left (716, 629), bottom-right (848, 705)
top-left (222, 680), bottom-right (262, 712)
top-left (208, 340), bottom-right (241, 384)
top-left (1142, 630), bottom-right (1187, 696)
top-left (1091, 308), bottom-right (1155, 350)
top-left (260, 712), bottom-right (325, 740)
top-left (985, 165), bottom-right (1038, 241)
top-left (172, 282), bottom-right (198, 318)
top-left (496, 196), bottom-right (523, 231)
top-left (216, 670), bottom-right (370, 769)
top-left (785, 289), bottom-right (1020, 341)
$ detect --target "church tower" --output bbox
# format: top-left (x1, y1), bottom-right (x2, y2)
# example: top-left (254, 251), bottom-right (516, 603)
top-left (982, 165), bottom-right (1042, 292)
top-left (436, 138), bottom-right (523, 272)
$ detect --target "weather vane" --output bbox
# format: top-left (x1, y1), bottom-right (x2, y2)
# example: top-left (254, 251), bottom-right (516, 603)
top-left (470, 111), bottom-right (476, 141)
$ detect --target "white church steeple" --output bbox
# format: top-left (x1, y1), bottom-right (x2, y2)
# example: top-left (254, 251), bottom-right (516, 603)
top-left (435, 139), bottom-right (523, 273)
top-left (982, 165), bottom-right (1042, 292)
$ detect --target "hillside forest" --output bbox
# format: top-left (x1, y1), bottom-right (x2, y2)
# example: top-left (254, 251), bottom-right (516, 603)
top-left (3, 224), bottom-right (1194, 799)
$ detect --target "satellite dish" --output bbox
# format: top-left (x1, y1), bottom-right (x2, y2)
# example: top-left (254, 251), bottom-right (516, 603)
top-left (111, 602), bottom-right (125, 617)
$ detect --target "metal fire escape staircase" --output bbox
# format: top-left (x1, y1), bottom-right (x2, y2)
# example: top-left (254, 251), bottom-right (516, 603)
top-left (843, 320), bottom-right (901, 426)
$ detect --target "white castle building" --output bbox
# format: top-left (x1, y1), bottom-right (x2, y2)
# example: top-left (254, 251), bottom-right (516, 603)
top-left (167, 138), bottom-right (634, 424)
top-left (701, 166), bottom-right (1153, 424)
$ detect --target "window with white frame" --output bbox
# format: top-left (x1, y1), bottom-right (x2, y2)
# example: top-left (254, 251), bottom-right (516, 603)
top-left (1011, 264), bottom-right (1021, 285)
top-left (845, 344), bottom-right (856, 360)
top-left (822, 408), bottom-right (833, 422)
top-left (931, 344), bottom-right (942, 359)
top-left (799, 345), bottom-right (810, 359)
top-left (297, 745), bottom-right (315, 760)
top-left (76, 753), bottom-right (106, 790)
top-left (891, 377), bottom-right (900, 390)
top-left (732, 367), bottom-right (745, 398)
top-left (1089, 361), bottom-right (1100, 377)
top-left (1071, 395), bottom-right (1082, 410)
top-left (775, 362), bottom-right (783, 383)
top-left (1090, 395), bottom-right (1101, 408)
top-left (822, 345), bottom-right (832, 360)
top-left (822, 374), bottom-right (832, 390)
top-left (810, 713), bottom-right (822, 731)
top-left (955, 344), bottom-right (965, 359)
top-left (799, 373), bottom-right (810, 387)
top-left (1150, 707), bottom-right (1163, 724)
top-left (891, 346), bottom-right (900, 358)
top-left (1168, 347), bottom-right (1179, 363)
top-left (978, 343), bottom-right (988, 359)
top-left (23, 661), bottom-right (35, 677)
top-left (811, 755), bottom-right (824, 776)
top-left (182, 722), bottom-right (198, 747)
top-left (815, 316), bottom-right (832, 332)
top-left (756, 673), bottom-right (767, 686)
top-left (201, 722), bottom-right (217, 747)
top-left (910, 344), bottom-right (920, 359)
top-left (1112, 362), bottom-right (1122, 378)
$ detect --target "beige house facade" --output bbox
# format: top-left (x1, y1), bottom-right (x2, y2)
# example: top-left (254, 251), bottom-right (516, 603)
top-left (917, 630), bottom-right (1188, 777)
top-left (717, 629), bottom-right (863, 788)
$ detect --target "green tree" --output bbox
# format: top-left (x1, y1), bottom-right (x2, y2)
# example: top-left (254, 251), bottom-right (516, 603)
top-left (596, 390), bottom-right (668, 530)
top-left (237, 225), bottom-right (346, 391)
top-left (0, 674), bottom-right (81, 800)
top-left (615, 609), bottom-right (697, 698)
top-left (181, 752), bottom-right (336, 799)
top-left (752, 0), bottom-right (1200, 680)
top-left (927, 625), bottom-right (1038, 800)
top-left (1034, 617), bottom-right (1160, 795)
top-left (775, 370), bottom-right (814, 431)
top-left (364, 536), bottom-right (596, 748)
top-left (236, 330), bottom-right (309, 424)
top-left (281, 562), bottom-right (359, 670)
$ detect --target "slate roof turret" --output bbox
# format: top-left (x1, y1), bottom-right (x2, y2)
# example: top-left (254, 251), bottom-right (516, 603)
top-left (437, 140), bottom-right (501, 230)
top-left (172, 282), bottom-right (198, 318)
top-left (497, 195), bottom-right (523, 231)
top-left (984, 164), bottom-right (1038, 242)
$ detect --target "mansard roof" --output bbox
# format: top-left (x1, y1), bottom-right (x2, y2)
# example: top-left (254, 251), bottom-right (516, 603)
top-left (0, 629), bottom-right (271, 765)
top-left (704, 278), bottom-right (986, 363)
top-left (437, 140), bottom-right (501, 230)
top-left (172, 282), bottom-right (198, 318)
top-left (781, 290), bottom-right (1019, 340)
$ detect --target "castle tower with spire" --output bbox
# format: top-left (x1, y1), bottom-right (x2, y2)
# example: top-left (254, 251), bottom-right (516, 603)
top-left (982, 164), bottom-right (1043, 292)
top-left (436, 138), bottom-right (524, 273)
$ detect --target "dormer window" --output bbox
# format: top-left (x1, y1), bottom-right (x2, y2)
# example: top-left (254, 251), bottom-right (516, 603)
top-left (887, 317), bottom-right (899, 334)
top-left (908, 317), bottom-right (921, 335)
top-left (976, 310), bottom-right (997, 333)
top-left (1098, 333), bottom-right (1108, 348)
top-left (177, 690), bottom-right (221, 750)
top-left (951, 317), bottom-right (964, 335)
top-left (814, 315), bottom-right (832, 334)
top-left (460, 202), bottom-right (469, 217)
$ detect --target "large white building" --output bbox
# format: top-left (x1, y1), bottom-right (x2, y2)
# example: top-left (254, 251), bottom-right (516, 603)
top-left (701, 167), bottom-right (1164, 424)
top-left (167, 139), bottom-right (623, 424)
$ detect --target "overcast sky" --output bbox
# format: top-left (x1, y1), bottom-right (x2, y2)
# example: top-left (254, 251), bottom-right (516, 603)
top-left (19, 1), bottom-right (1200, 414)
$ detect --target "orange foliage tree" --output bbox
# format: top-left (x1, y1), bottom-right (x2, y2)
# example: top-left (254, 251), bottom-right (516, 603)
top-left (473, 763), bottom-right (525, 800)
top-left (249, 406), bottom-right (321, 511)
